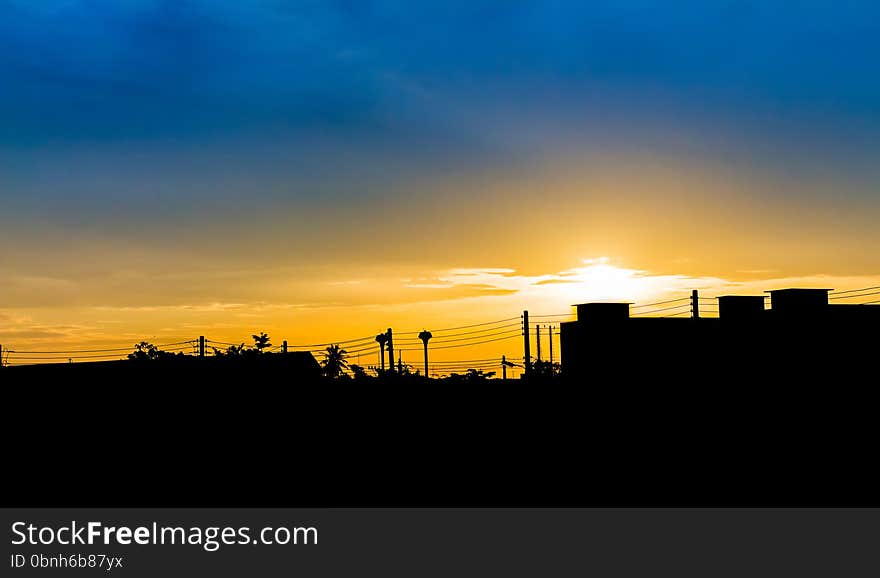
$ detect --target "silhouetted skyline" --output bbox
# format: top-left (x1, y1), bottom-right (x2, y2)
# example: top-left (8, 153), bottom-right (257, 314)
top-left (3, 284), bottom-right (877, 377)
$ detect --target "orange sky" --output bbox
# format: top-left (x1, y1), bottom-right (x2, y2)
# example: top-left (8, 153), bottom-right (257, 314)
top-left (3, 154), bottom-right (880, 370)
top-left (3, 249), bottom-right (879, 371)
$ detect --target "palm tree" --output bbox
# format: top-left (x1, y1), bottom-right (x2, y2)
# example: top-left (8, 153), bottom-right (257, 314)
top-left (322, 344), bottom-right (349, 378)
top-left (252, 332), bottom-right (272, 353)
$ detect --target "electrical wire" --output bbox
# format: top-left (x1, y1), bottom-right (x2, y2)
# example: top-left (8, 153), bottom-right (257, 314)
top-left (7, 354), bottom-right (131, 360)
top-left (662, 311), bottom-right (691, 318)
top-left (830, 290), bottom-right (880, 300)
top-left (630, 303), bottom-right (692, 316)
top-left (529, 313), bottom-right (573, 318)
top-left (6, 339), bottom-right (194, 354)
top-left (830, 285), bottom-right (880, 295)
top-left (631, 297), bottom-right (690, 309)
top-left (398, 322), bottom-right (522, 340)
top-left (415, 328), bottom-right (522, 345)
top-left (396, 316), bottom-right (522, 335)
top-left (428, 334), bottom-right (520, 350)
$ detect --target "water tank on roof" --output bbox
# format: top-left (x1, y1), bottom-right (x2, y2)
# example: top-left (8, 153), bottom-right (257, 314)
top-left (574, 302), bottom-right (630, 323)
top-left (766, 289), bottom-right (831, 316)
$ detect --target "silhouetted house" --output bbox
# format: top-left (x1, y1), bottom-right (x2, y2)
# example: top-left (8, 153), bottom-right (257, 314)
top-left (766, 288), bottom-right (831, 318)
top-left (560, 288), bottom-right (878, 383)
top-left (717, 295), bottom-right (765, 322)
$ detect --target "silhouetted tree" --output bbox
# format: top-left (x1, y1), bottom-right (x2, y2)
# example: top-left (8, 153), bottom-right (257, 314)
top-left (532, 360), bottom-right (560, 378)
top-left (127, 341), bottom-right (183, 361)
top-left (443, 368), bottom-right (496, 382)
top-left (252, 332), bottom-right (272, 353)
top-left (465, 368), bottom-right (496, 380)
top-left (212, 343), bottom-right (247, 357)
top-left (350, 364), bottom-right (369, 380)
top-left (128, 341), bottom-right (161, 361)
top-left (321, 344), bottom-right (348, 378)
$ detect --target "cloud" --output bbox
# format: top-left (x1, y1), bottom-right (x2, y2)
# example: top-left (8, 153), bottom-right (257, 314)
top-left (0, 329), bottom-right (70, 340)
top-left (532, 278), bottom-right (578, 285)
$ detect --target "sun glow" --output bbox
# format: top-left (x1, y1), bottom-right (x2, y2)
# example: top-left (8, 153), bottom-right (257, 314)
top-left (557, 258), bottom-right (648, 303)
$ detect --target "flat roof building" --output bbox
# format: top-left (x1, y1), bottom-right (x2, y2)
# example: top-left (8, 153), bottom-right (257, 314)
top-left (559, 287), bottom-right (878, 384)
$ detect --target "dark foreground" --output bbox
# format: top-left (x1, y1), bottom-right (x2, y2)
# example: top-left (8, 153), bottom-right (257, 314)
top-left (3, 354), bottom-right (877, 508)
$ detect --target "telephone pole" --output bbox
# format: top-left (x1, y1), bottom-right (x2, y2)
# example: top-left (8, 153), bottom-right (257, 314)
top-left (536, 325), bottom-right (542, 362)
top-left (386, 328), bottom-right (395, 374)
top-left (548, 325), bottom-right (554, 366)
top-left (691, 289), bottom-right (700, 319)
top-left (375, 333), bottom-right (387, 371)
top-left (199, 336), bottom-right (205, 358)
top-left (522, 311), bottom-right (531, 375)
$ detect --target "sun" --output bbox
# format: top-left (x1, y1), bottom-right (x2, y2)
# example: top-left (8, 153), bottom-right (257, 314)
top-left (553, 258), bottom-right (654, 305)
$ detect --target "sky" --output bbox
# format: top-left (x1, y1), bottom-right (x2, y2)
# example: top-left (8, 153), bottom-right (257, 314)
top-left (1, 1), bottom-right (879, 368)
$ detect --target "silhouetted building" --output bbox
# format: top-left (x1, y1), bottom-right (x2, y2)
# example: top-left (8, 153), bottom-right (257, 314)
top-left (575, 302), bottom-right (631, 324)
top-left (717, 295), bottom-right (765, 322)
top-left (766, 288), bottom-right (830, 317)
top-left (560, 288), bottom-right (878, 383)
top-left (3, 350), bottom-right (322, 383)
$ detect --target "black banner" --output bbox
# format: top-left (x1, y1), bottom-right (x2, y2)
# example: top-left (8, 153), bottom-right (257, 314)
top-left (3, 509), bottom-right (877, 577)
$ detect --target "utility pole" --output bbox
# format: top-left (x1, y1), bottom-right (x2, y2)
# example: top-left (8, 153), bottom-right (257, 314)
top-left (502, 355), bottom-right (507, 381)
top-left (548, 325), bottom-right (554, 366)
top-left (691, 289), bottom-right (700, 319)
top-left (386, 328), bottom-right (395, 374)
top-left (0, 343), bottom-right (3, 368)
top-left (536, 325), bottom-right (542, 362)
top-left (418, 330), bottom-right (432, 379)
top-left (282, 340), bottom-right (288, 354)
top-left (375, 333), bottom-right (387, 371)
top-left (199, 336), bottom-right (205, 358)
top-left (523, 311), bottom-right (531, 376)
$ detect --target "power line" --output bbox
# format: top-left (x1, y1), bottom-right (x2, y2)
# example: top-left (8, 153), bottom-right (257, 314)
top-left (400, 328), bottom-right (522, 346)
top-left (830, 290), bottom-right (880, 300)
top-left (6, 352), bottom-right (127, 361)
top-left (424, 357), bottom-right (503, 364)
top-left (263, 334), bottom-right (378, 348)
top-left (428, 358), bottom-right (505, 365)
top-left (332, 344), bottom-right (380, 356)
top-left (830, 285), bottom-right (880, 295)
top-left (428, 334), bottom-right (520, 350)
top-left (529, 313), bottom-right (573, 318)
top-left (6, 339), bottom-right (194, 354)
top-left (397, 316), bottom-right (522, 335)
top-left (397, 322), bottom-right (522, 340)
top-left (430, 359), bottom-right (501, 366)
top-left (630, 303), bottom-right (692, 316)
top-left (6, 346), bottom-right (131, 354)
top-left (631, 297), bottom-right (690, 309)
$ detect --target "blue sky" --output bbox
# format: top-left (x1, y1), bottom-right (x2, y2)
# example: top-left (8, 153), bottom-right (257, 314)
top-left (3, 1), bottom-right (878, 145)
